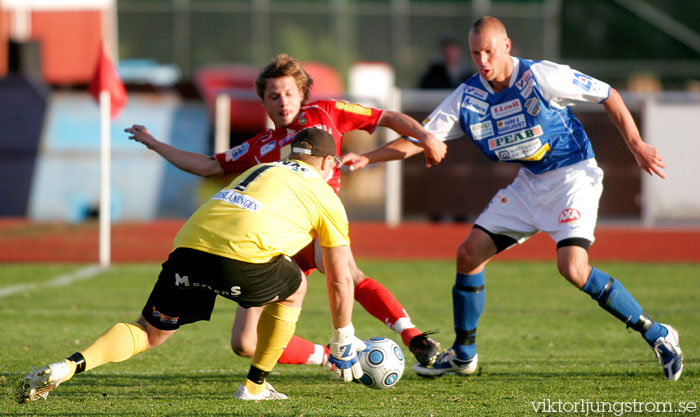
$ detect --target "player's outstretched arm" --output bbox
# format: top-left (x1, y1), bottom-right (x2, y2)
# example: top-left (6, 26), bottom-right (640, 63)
top-left (322, 245), bottom-right (366, 382)
top-left (603, 88), bottom-right (666, 179)
top-left (125, 124), bottom-right (224, 177)
top-left (342, 137), bottom-right (425, 171)
top-left (377, 110), bottom-right (447, 167)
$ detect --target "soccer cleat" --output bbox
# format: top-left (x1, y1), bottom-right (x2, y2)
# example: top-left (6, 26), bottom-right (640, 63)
top-left (234, 382), bottom-right (288, 400)
top-left (412, 350), bottom-right (478, 377)
top-left (15, 361), bottom-right (72, 403)
top-left (652, 324), bottom-right (683, 381)
top-left (409, 332), bottom-right (441, 367)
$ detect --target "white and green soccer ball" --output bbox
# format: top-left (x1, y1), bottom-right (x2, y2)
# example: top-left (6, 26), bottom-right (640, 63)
top-left (358, 337), bottom-right (405, 389)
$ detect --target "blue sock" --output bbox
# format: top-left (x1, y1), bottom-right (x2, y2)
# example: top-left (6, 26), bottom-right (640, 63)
top-left (582, 267), bottom-right (666, 344)
top-left (452, 271), bottom-right (485, 361)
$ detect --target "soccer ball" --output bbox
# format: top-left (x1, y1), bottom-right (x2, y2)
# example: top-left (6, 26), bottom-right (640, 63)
top-left (357, 337), bottom-right (404, 389)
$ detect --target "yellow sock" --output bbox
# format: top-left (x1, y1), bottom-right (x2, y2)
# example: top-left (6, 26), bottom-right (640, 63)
top-left (80, 322), bottom-right (148, 372)
top-left (244, 303), bottom-right (300, 396)
top-left (243, 378), bottom-right (265, 396)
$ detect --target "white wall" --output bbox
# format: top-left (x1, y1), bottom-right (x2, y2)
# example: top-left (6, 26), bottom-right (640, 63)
top-left (643, 99), bottom-right (700, 224)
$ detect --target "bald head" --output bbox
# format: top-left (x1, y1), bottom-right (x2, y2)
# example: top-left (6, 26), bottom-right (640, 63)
top-left (468, 16), bottom-right (513, 91)
top-left (469, 16), bottom-right (508, 39)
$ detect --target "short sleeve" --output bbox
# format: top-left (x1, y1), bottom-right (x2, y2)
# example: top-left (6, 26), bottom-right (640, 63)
top-left (422, 84), bottom-right (467, 141)
top-left (530, 60), bottom-right (610, 108)
top-left (214, 142), bottom-right (254, 174)
top-left (320, 100), bottom-right (384, 134)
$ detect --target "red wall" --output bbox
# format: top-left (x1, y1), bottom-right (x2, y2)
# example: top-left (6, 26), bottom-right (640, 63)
top-left (0, 8), bottom-right (9, 76)
top-left (31, 10), bottom-right (102, 84)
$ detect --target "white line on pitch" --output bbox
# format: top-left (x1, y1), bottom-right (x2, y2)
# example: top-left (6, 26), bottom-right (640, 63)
top-left (0, 264), bottom-right (106, 299)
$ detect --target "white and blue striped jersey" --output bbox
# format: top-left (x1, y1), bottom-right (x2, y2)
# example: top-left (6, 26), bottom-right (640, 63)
top-left (422, 57), bottom-right (610, 174)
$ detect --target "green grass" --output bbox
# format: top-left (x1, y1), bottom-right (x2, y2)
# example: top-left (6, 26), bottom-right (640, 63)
top-left (1, 261), bottom-right (698, 416)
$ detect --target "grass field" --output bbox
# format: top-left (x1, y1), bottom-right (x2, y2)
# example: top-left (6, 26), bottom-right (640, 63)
top-left (1, 260), bottom-right (698, 416)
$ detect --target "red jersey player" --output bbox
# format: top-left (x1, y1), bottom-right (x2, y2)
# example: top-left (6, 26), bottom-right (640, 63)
top-left (125, 53), bottom-right (447, 369)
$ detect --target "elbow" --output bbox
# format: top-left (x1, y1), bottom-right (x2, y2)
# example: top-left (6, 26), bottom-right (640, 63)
top-left (199, 160), bottom-right (224, 178)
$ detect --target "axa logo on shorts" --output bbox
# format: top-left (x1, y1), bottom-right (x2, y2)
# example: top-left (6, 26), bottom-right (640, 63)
top-left (174, 273), bottom-right (242, 297)
top-left (558, 208), bottom-right (581, 223)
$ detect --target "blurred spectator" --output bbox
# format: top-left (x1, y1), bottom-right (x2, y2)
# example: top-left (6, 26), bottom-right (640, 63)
top-left (418, 34), bottom-right (471, 89)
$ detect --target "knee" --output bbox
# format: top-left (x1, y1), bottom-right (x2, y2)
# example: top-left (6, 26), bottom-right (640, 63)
top-left (230, 336), bottom-right (255, 358)
top-left (350, 264), bottom-right (366, 285)
top-left (136, 317), bottom-right (169, 350)
top-left (557, 260), bottom-right (591, 288)
top-left (456, 241), bottom-right (480, 273)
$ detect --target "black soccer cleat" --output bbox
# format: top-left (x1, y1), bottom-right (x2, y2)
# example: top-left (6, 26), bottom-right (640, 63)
top-left (409, 332), bottom-right (441, 367)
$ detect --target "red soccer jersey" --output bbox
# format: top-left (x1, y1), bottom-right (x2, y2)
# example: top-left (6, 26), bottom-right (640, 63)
top-left (214, 99), bottom-right (383, 192)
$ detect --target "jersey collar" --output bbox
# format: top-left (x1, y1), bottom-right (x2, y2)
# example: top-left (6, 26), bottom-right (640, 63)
top-left (478, 56), bottom-right (520, 94)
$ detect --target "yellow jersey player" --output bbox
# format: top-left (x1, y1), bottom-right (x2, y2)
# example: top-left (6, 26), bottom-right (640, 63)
top-left (17, 128), bottom-right (368, 402)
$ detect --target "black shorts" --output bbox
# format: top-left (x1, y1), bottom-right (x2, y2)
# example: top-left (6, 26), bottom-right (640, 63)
top-left (142, 248), bottom-right (302, 330)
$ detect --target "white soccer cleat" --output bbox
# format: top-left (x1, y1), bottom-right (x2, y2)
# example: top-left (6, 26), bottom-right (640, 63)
top-left (412, 350), bottom-right (478, 377)
top-left (16, 361), bottom-right (72, 403)
top-left (652, 324), bottom-right (683, 381)
top-left (234, 382), bottom-right (288, 400)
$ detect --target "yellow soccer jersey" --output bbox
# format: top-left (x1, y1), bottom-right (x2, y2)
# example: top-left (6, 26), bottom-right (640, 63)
top-left (173, 160), bottom-right (350, 263)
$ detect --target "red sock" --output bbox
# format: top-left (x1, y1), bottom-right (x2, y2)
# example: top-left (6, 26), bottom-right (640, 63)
top-left (278, 335), bottom-right (317, 364)
top-left (355, 277), bottom-right (420, 347)
top-left (400, 327), bottom-right (423, 347)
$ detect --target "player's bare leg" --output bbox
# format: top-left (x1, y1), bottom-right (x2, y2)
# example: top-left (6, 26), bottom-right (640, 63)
top-left (231, 305), bottom-right (263, 358)
top-left (559, 244), bottom-right (683, 380)
top-left (16, 318), bottom-right (174, 403)
top-left (230, 267), bottom-right (328, 365)
top-left (415, 227), bottom-right (497, 377)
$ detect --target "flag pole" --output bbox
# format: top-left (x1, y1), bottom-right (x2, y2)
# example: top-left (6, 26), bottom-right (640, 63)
top-left (99, 89), bottom-right (111, 268)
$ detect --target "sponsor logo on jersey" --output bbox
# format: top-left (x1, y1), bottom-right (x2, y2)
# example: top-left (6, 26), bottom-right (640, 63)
top-left (558, 208), bottom-right (581, 223)
top-left (488, 125), bottom-right (543, 150)
top-left (515, 70), bottom-right (533, 98)
top-left (462, 96), bottom-right (489, 115)
top-left (335, 101), bottom-right (372, 116)
top-left (260, 141), bottom-right (277, 157)
top-left (274, 160), bottom-right (318, 178)
top-left (213, 189), bottom-right (263, 212)
top-left (490, 98), bottom-right (521, 119)
top-left (521, 143), bottom-right (551, 161)
top-left (521, 82), bottom-right (534, 98)
top-left (572, 72), bottom-right (592, 91)
top-left (496, 114), bottom-right (527, 134)
top-left (470, 121), bottom-right (494, 140)
top-left (226, 142), bottom-right (249, 161)
top-left (465, 85), bottom-right (488, 100)
top-left (525, 97), bottom-right (540, 116)
top-left (495, 139), bottom-right (543, 161)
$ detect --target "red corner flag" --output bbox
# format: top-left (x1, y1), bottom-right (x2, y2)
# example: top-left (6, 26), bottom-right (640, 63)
top-left (89, 42), bottom-right (127, 119)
